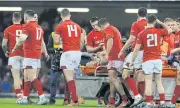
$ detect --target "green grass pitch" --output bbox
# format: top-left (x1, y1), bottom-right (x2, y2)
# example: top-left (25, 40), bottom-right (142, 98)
top-left (0, 98), bottom-right (100, 108)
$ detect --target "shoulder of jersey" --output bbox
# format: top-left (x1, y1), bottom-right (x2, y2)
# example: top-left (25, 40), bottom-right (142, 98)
top-left (5, 25), bottom-right (13, 30)
top-left (137, 19), bottom-right (146, 24)
top-left (112, 25), bottom-right (119, 31)
top-left (88, 29), bottom-right (95, 34)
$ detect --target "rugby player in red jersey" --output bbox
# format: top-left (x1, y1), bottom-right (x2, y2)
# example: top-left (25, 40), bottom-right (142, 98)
top-left (2, 12), bottom-right (23, 103)
top-left (160, 18), bottom-right (175, 65)
top-left (86, 17), bottom-right (104, 53)
top-left (12, 10), bottom-right (48, 105)
top-left (168, 18), bottom-right (180, 107)
top-left (130, 14), bottom-right (172, 107)
top-left (118, 7), bottom-right (147, 107)
top-left (86, 16), bottom-right (105, 105)
top-left (53, 9), bottom-right (85, 106)
top-left (98, 18), bottom-right (129, 108)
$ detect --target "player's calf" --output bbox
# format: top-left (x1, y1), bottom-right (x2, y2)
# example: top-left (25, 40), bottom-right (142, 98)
top-left (109, 82), bottom-right (115, 106)
top-left (154, 74), bottom-right (165, 105)
top-left (135, 70), bottom-right (145, 97)
top-left (11, 69), bottom-right (23, 102)
top-left (144, 74), bottom-right (153, 104)
top-left (108, 69), bottom-right (129, 107)
top-left (123, 69), bottom-right (142, 100)
top-left (23, 68), bottom-right (47, 105)
top-left (171, 73), bottom-right (180, 104)
top-left (63, 69), bottom-right (78, 104)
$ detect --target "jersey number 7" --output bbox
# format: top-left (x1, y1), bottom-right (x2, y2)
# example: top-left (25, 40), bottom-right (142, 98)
top-left (36, 28), bottom-right (42, 40)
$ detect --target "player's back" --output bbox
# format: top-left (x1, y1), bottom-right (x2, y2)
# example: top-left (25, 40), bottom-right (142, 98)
top-left (132, 19), bottom-right (147, 36)
top-left (105, 25), bottom-right (123, 60)
top-left (23, 21), bottom-right (44, 59)
top-left (131, 19), bottom-right (147, 48)
top-left (138, 27), bottom-right (168, 62)
top-left (4, 24), bottom-right (23, 57)
top-left (57, 20), bottom-right (82, 52)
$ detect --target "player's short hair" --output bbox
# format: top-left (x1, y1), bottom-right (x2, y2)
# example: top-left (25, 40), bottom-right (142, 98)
top-left (147, 14), bottom-right (157, 24)
top-left (98, 18), bottom-right (109, 27)
top-left (61, 8), bottom-right (71, 17)
top-left (138, 7), bottom-right (147, 17)
top-left (90, 17), bottom-right (99, 23)
top-left (176, 17), bottom-right (180, 23)
top-left (13, 12), bottom-right (21, 21)
top-left (24, 10), bottom-right (35, 18)
top-left (164, 18), bottom-right (173, 23)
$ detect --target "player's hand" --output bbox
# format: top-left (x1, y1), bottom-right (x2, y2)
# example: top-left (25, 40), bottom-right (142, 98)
top-left (98, 43), bottom-right (104, 49)
top-left (99, 43), bottom-right (104, 46)
top-left (11, 48), bottom-right (16, 54)
top-left (5, 51), bottom-right (9, 57)
top-left (118, 51), bottom-right (123, 59)
top-left (126, 61), bottom-right (134, 70)
top-left (45, 54), bottom-right (50, 61)
top-left (129, 61), bottom-right (134, 67)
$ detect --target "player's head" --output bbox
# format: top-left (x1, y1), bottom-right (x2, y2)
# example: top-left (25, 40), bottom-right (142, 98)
top-left (98, 18), bottom-right (109, 30)
top-left (147, 14), bottom-right (157, 25)
top-left (60, 8), bottom-right (71, 21)
top-left (137, 7), bottom-right (147, 18)
top-left (90, 17), bottom-right (101, 31)
top-left (164, 18), bottom-right (173, 27)
top-left (12, 12), bottom-right (22, 23)
top-left (24, 10), bottom-right (35, 23)
top-left (33, 13), bottom-right (38, 22)
top-left (176, 17), bottom-right (180, 30)
top-left (164, 18), bottom-right (177, 32)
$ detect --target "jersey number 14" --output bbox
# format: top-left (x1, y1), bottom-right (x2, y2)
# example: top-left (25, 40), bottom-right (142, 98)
top-left (67, 25), bottom-right (78, 37)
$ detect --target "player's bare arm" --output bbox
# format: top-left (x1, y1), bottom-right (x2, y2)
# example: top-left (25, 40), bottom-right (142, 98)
top-left (80, 29), bottom-right (86, 51)
top-left (2, 38), bottom-right (9, 57)
top-left (106, 38), bottom-right (113, 56)
top-left (12, 33), bottom-right (28, 53)
top-left (131, 44), bottom-right (142, 65)
top-left (118, 35), bottom-right (136, 58)
top-left (156, 19), bottom-right (172, 34)
top-left (86, 44), bottom-right (103, 53)
top-left (171, 48), bottom-right (180, 54)
top-left (41, 39), bottom-right (49, 60)
top-left (97, 37), bottom-right (113, 65)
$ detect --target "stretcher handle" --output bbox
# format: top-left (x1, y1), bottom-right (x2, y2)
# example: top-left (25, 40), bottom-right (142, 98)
top-left (94, 65), bottom-right (107, 78)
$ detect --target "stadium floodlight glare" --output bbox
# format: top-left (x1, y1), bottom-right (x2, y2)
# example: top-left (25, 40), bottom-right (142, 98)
top-left (57, 8), bottom-right (89, 13)
top-left (0, 7), bottom-right (22, 11)
top-left (125, 9), bottom-right (158, 14)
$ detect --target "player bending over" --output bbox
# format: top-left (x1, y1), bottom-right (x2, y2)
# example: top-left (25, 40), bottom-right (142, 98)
top-left (129, 14), bottom-right (172, 108)
top-left (98, 18), bottom-right (129, 108)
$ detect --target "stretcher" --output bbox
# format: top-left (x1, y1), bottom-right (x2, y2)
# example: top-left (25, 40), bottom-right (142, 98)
top-left (76, 65), bottom-right (178, 107)
top-left (80, 65), bottom-right (178, 77)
